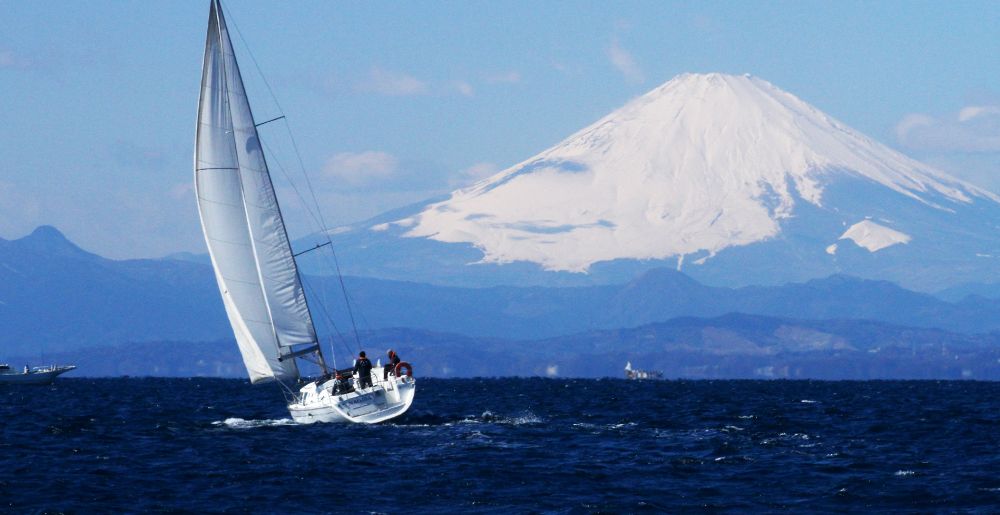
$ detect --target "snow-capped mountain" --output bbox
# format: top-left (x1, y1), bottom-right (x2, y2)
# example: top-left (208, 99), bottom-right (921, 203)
top-left (309, 73), bottom-right (1000, 290)
top-left (401, 73), bottom-right (994, 268)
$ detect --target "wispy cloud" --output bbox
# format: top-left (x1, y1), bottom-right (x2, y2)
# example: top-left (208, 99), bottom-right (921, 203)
top-left (607, 37), bottom-right (644, 84)
top-left (0, 181), bottom-right (41, 238)
top-left (169, 183), bottom-right (193, 200)
top-left (896, 105), bottom-right (1000, 153)
top-left (453, 80), bottom-right (474, 97)
top-left (357, 67), bottom-right (428, 96)
top-left (485, 71), bottom-right (521, 84)
top-left (111, 140), bottom-right (168, 171)
top-left (323, 151), bottom-right (399, 185)
top-left (550, 60), bottom-right (582, 76)
top-left (0, 49), bottom-right (31, 70)
top-left (450, 162), bottom-right (500, 187)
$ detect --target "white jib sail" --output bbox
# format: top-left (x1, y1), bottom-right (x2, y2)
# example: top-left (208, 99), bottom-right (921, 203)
top-left (194, 0), bottom-right (317, 383)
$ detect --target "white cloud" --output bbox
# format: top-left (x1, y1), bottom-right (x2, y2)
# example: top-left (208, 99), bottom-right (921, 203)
top-left (958, 105), bottom-right (1000, 123)
top-left (169, 183), bottom-right (193, 200)
top-left (453, 80), bottom-right (474, 97)
top-left (896, 105), bottom-right (1000, 153)
top-left (323, 151), bottom-right (399, 185)
top-left (280, 188), bottom-right (444, 237)
top-left (450, 162), bottom-right (500, 187)
top-left (357, 67), bottom-right (428, 96)
top-left (607, 37), bottom-right (644, 84)
top-left (895, 105), bottom-right (1000, 193)
top-left (0, 49), bottom-right (29, 70)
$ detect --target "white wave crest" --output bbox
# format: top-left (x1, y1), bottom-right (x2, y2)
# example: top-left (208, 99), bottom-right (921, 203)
top-left (213, 417), bottom-right (296, 429)
top-left (460, 411), bottom-right (544, 426)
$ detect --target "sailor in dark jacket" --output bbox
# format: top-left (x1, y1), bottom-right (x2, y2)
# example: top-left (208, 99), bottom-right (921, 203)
top-left (354, 351), bottom-right (373, 389)
top-left (383, 349), bottom-right (401, 380)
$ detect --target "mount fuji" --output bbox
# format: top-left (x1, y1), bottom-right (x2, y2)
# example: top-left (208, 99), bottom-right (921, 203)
top-left (306, 73), bottom-right (1000, 290)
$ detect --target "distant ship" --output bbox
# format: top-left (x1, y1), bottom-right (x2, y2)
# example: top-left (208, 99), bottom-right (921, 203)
top-left (0, 364), bottom-right (76, 385)
top-left (625, 361), bottom-right (663, 380)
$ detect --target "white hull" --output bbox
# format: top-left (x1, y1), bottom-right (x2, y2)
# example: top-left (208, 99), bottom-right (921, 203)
top-left (288, 370), bottom-right (416, 424)
top-left (0, 365), bottom-right (76, 385)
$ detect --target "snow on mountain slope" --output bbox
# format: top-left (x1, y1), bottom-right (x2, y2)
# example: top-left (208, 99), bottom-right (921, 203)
top-left (400, 73), bottom-right (998, 273)
top-left (829, 220), bottom-right (911, 254)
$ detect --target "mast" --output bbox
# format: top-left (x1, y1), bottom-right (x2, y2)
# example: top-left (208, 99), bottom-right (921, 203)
top-left (195, 0), bottom-right (327, 383)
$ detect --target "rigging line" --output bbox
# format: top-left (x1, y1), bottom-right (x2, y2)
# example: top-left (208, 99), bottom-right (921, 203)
top-left (281, 118), bottom-right (336, 236)
top-left (317, 263), bottom-right (338, 368)
top-left (300, 277), bottom-right (353, 361)
top-left (276, 377), bottom-right (296, 397)
top-left (255, 115), bottom-right (285, 127)
top-left (304, 275), bottom-right (357, 365)
top-left (223, 3), bottom-right (288, 117)
top-left (260, 139), bottom-right (323, 231)
top-left (336, 283), bottom-right (374, 336)
top-left (328, 245), bottom-right (363, 350)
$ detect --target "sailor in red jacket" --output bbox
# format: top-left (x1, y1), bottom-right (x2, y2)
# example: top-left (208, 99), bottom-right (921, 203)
top-left (383, 349), bottom-right (401, 380)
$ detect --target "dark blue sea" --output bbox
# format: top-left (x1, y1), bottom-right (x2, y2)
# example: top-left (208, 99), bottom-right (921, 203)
top-left (2, 378), bottom-right (999, 513)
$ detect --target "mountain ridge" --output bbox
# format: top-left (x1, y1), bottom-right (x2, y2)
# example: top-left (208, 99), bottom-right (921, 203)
top-left (13, 314), bottom-right (1000, 379)
top-left (3, 226), bottom-right (998, 358)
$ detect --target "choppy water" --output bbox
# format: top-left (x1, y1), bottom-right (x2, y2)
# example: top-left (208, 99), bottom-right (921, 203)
top-left (2, 378), bottom-right (999, 512)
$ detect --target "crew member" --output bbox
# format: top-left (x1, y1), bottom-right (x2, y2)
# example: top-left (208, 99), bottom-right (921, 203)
top-left (354, 351), bottom-right (373, 389)
top-left (383, 349), bottom-right (401, 380)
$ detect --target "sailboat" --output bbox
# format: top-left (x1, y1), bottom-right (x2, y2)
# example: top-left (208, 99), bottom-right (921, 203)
top-left (194, 0), bottom-right (415, 424)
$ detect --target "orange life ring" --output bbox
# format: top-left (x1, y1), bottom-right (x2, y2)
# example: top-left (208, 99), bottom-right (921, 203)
top-left (395, 361), bottom-right (413, 378)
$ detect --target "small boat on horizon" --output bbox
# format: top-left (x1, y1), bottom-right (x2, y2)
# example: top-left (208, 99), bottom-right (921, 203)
top-left (0, 364), bottom-right (76, 385)
top-left (625, 361), bottom-right (663, 380)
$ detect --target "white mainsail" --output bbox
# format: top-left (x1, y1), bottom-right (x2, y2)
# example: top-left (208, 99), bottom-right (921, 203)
top-left (194, 0), bottom-right (317, 383)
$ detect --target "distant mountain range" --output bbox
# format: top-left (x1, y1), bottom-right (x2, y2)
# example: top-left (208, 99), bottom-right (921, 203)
top-left (1, 226), bottom-right (997, 363)
top-left (0, 226), bottom-right (230, 355)
top-left (12, 314), bottom-right (1000, 380)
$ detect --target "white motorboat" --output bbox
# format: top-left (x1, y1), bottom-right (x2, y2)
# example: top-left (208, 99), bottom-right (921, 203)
top-left (0, 364), bottom-right (76, 385)
top-left (194, 0), bottom-right (415, 423)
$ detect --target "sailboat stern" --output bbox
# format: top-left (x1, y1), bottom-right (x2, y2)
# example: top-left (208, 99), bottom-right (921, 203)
top-left (288, 372), bottom-right (416, 424)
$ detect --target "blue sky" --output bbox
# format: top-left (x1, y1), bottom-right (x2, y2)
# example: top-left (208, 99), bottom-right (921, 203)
top-left (1, 0), bottom-right (998, 258)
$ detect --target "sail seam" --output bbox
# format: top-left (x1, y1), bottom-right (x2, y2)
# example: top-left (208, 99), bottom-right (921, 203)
top-left (196, 196), bottom-right (247, 208)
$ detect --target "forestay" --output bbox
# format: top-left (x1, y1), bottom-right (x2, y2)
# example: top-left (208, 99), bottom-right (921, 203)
top-left (194, 0), bottom-right (317, 383)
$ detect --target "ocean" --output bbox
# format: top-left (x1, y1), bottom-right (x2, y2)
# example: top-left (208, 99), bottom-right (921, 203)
top-left (2, 378), bottom-right (999, 512)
